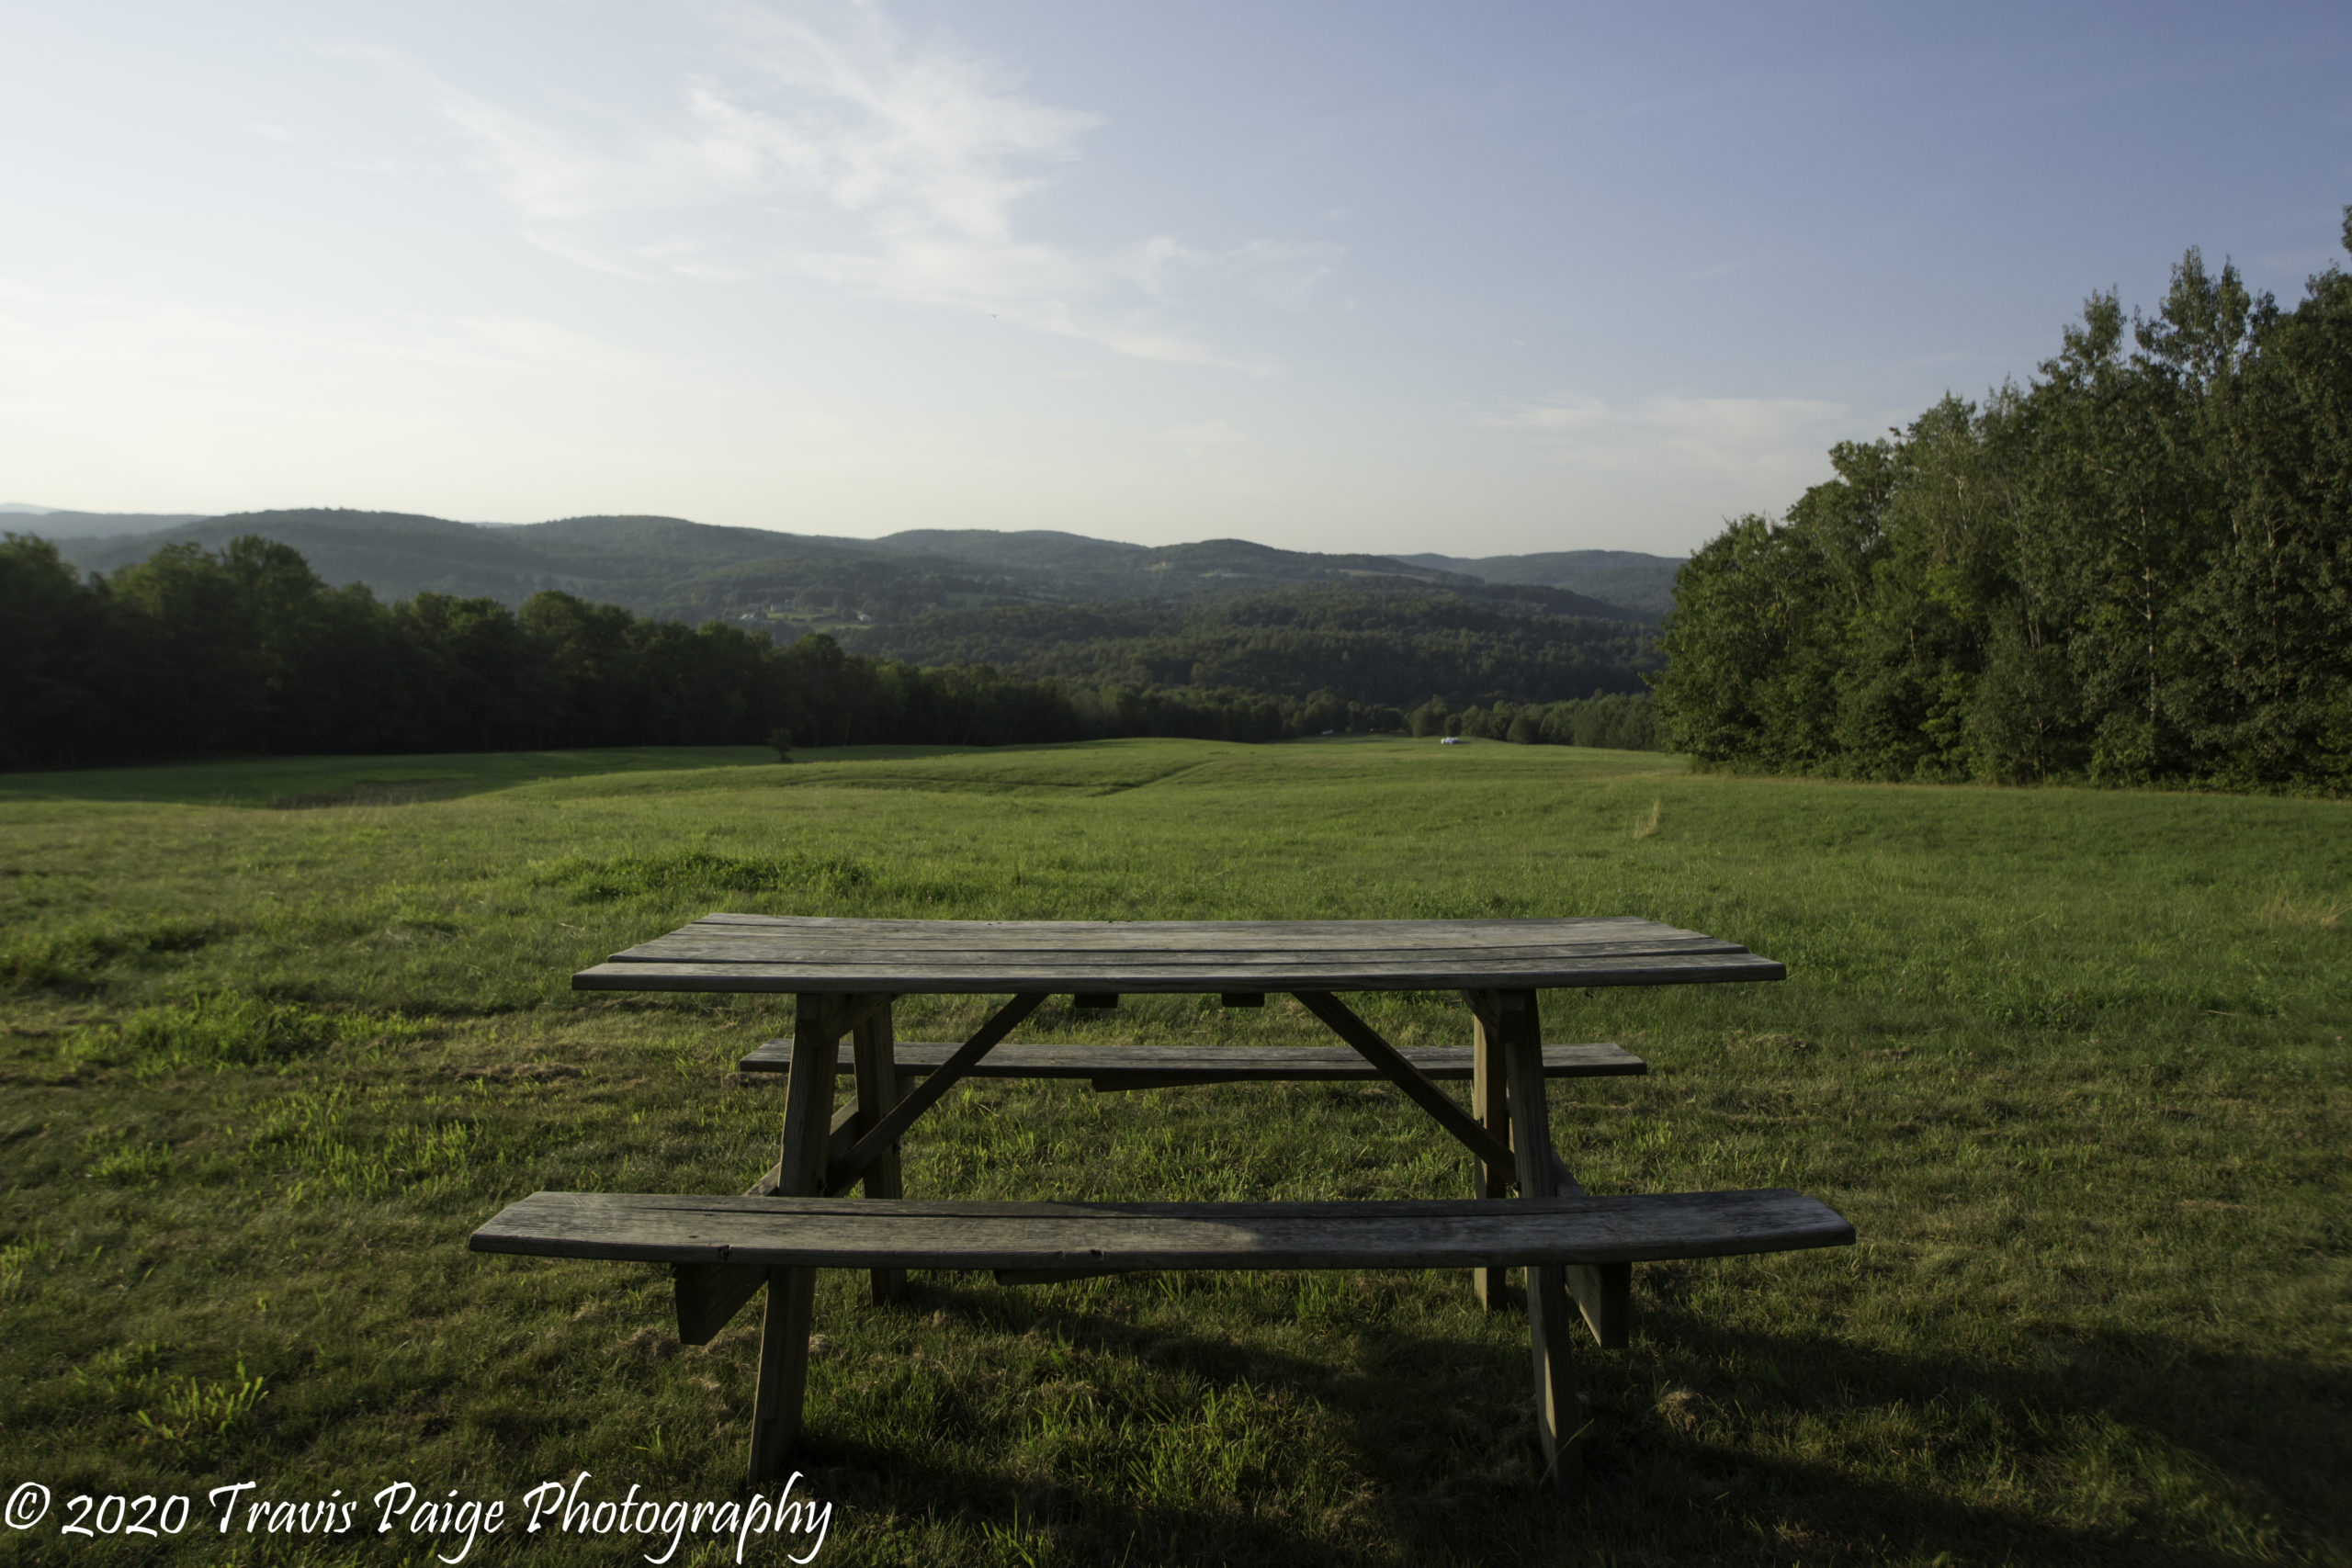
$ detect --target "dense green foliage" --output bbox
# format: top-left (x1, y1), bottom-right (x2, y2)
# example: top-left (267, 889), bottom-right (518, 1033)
top-left (2, 740), bottom-right (2344, 1564)
top-left (854, 583), bottom-right (1659, 707)
top-left (4, 536), bottom-right (1667, 769)
top-left (1387, 548), bottom-right (1685, 614)
top-left (1408, 691), bottom-right (1661, 750)
top-left (0, 535), bottom-right (1087, 766)
top-left (1657, 211), bottom-right (2352, 791)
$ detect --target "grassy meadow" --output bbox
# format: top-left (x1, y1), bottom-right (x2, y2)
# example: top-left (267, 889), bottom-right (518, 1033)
top-left (0, 737), bottom-right (2346, 1566)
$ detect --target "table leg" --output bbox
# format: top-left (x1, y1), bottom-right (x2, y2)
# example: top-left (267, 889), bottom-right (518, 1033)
top-left (1470, 988), bottom-right (1633, 1349)
top-left (1500, 988), bottom-right (1586, 1493)
top-left (851, 1002), bottom-right (907, 1306)
top-left (1472, 1008), bottom-right (1512, 1311)
top-left (749, 992), bottom-right (843, 1485)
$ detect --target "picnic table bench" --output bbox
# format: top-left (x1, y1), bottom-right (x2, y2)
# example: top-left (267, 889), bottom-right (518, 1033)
top-left (471, 915), bottom-right (1854, 1492)
top-left (734, 1037), bottom-right (1650, 1089)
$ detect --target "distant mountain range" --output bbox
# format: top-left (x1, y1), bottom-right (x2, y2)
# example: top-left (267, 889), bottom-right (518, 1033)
top-left (1387, 551), bottom-right (1680, 615)
top-left (2, 505), bottom-right (211, 536)
top-left (16, 506), bottom-right (1684, 628)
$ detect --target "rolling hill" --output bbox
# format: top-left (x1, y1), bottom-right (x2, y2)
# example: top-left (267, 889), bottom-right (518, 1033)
top-left (41, 509), bottom-right (1671, 630)
top-left (1387, 550), bottom-right (1683, 615)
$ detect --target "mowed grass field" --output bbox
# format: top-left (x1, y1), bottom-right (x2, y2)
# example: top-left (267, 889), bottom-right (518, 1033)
top-left (1, 737), bottom-right (2345, 1567)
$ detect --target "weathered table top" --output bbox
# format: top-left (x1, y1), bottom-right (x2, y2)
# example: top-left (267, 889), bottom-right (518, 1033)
top-left (573, 914), bottom-right (1784, 994)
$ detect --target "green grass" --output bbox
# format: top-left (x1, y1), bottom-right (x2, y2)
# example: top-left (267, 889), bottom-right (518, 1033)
top-left (0, 738), bottom-right (2345, 1566)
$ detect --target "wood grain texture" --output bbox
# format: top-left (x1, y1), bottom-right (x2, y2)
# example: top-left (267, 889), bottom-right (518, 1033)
top-left (684, 914), bottom-right (1711, 944)
top-left (578, 955), bottom-right (1782, 992)
top-left (1471, 1001), bottom-right (1512, 1311)
top-left (744, 992), bottom-right (844, 1483)
top-left (773, 995), bottom-right (840, 1199)
top-left (471, 1189), bottom-right (1856, 1270)
top-left (1497, 989), bottom-right (1582, 1490)
top-left (677, 1100), bottom-right (864, 1346)
top-left (734, 1041), bottom-right (1649, 1081)
top-left (850, 1002), bottom-right (908, 1305)
top-left (575, 916), bottom-right (1784, 994)
top-left (749, 1266), bottom-right (814, 1484)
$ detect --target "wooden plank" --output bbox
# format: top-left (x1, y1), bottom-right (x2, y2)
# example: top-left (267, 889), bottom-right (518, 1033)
top-left (821, 992), bottom-right (1047, 1197)
top-left (775, 994), bottom-right (840, 1197)
top-left (744, 992), bottom-right (842, 1487)
top-left (1569, 1260), bottom-right (1632, 1351)
top-left (1291, 991), bottom-right (1520, 1179)
top-left (684, 912), bottom-right (1698, 939)
top-left (851, 1003), bottom-right (907, 1306)
top-left (1472, 1000), bottom-right (1510, 1311)
top-left (607, 935), bottom-right (1757, 967)
top-left (573, 951), bottom-right (1786, 993)
top-left (819, 991), bottom-right (894, 1042)
top-left (673, 915), bottom-right (1724, 953)
top-left (616, 936), bottom-right (1752, 965)
top-left (741, 1102), bottom-right (865, 1200)
top-left (1468, 988), bottom-right (1634, 1352)
top-left (472, 1189), bottom-right (1857, 1270)
top-left (1499, 989), bottom-right (1583, 1492)
top-left (749, 1267), bottom-right (814, 1484)
top-left (678, 1100), bottom-right (864, 1344)
top-left (734, 1041), bottom-right (1649, 1081)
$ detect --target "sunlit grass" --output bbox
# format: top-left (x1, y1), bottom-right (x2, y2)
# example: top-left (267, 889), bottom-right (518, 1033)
top-left (0, 738), bottom-right (2345, 1564)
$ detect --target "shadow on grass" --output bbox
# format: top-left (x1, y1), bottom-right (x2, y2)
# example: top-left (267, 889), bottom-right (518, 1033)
top-left (786, 1277), bottom-right (2337, 1566)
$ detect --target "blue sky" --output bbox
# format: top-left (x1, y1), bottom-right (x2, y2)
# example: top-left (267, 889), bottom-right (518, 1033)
top-left (3, 1), bottom-right (2346, 555)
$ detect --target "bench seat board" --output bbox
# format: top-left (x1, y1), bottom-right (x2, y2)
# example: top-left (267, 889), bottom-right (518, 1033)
top-left (735, 1041), bottom-right (1647, 1080)
top-left (471, 1190), bottom-right (1852, 1272)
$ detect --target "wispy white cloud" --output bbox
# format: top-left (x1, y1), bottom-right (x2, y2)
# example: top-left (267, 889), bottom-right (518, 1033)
top-left (1491, 393), bottom-right (1861, 507)
top-left (1165, 418), bottom-right (1249, 457)
top-left (1497, 393), bottom-right (1849, 461)
top-left (1119, 236), bottom-right (1348, 313)
top-left (0, 275), bottom-right (645, 397)
top-left (378, 5), bottom-right (1322, 370)
top-left (0, 272), bottom-right (671, 514)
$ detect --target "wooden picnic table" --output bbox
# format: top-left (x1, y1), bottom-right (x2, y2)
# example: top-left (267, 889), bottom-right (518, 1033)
top-left (536, 913), bottom-right (1815, 1486)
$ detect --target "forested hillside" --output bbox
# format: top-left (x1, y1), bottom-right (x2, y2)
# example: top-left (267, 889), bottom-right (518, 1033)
top-left (1386, 549), bottom-right (1683, 614)
top-left (1657, 211), bottom-right (2352, 793)
top-left (50, 513), bottom-right (1564, 630)
top-left (3, 527), bottom-right (1670, 767)
top-left (0, 508), bottom-right (208, 538)
top-left (852, 585), bottom-right (1657, 708)
top-left (0, 536), bottom-right (1393, 766)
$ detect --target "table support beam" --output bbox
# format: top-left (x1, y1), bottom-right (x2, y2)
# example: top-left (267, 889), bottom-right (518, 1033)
top-left (1292, 991), bottom-right (1519, 1179)
top-left (824, 991), bottom-right (1048, 1197)
top-left (1471, 1005), bottom-right (1512, 1310)
top-left (748, 990), bottom-right (854, 1485)
top-left (1463, 990), bottom-right (1633, 1349)
top-left (678, 1100), bottom-right (860, 1345)
top-left (851, 1006), bottom-right (908, 1305)
top-left (1496, 988), bottom-right (1586, 1492)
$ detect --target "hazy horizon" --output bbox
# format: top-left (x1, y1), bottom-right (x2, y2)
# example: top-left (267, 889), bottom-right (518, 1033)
top-left (1, 501), bottom-right (1695, 564)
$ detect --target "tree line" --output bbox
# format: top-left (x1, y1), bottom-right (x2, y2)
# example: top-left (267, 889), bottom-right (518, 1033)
top-left (1, 533), bottom-right (1669, 770)
top-left (1407, 693), bottom-right (1658, 750)
top-left (855, 584), bottom-right (1660, 708)
top-left (1656, 209), bottom-right (2352, 792)
top-left (0, 536), bottom-right (1442, 767)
